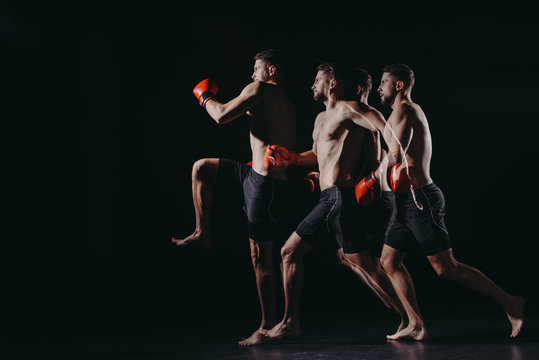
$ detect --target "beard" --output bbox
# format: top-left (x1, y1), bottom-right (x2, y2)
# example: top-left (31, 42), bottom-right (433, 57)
top-left (380, 93), bottom-right (395, 106)
top-left (313, 91), bottom-right (326, 103)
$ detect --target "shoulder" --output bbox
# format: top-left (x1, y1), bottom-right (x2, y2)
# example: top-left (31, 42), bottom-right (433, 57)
top-left (241, 81), bottom-right (271, 96)
top-left (242, 81), bottom-right (261, 93)
top-left (337, 100), bottom-right (361, 119)
top-left (363, 106), bottom-right (386, 123)
top-left (338, 100), bottom-right (359, 111)
top-left (397, 101), bottom-right (421, 117)
top-left (314, 111), bottom-right (326, 124)
top-left (389, 101), bottom-right (417, 123)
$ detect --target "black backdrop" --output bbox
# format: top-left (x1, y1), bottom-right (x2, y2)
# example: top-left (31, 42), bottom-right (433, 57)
top-left (3, 1), bottom-right (539, 346)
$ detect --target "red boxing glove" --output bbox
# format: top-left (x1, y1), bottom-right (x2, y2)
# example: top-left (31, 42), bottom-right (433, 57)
top-left (355, 171), bottom-right (378, 206)
top-left (302, 171), bottom-right (320, 194)
top-left (390, 163), bottom-right (415, 194)
top-left (193, 78), bottom-right (219, 107)
top-left (389, 152), bottom-right (416, 194)
top-left (263, 145), bottom-right (298, 169)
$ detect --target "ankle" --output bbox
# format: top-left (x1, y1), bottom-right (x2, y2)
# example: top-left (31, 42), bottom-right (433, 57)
top-left (260, 320), bottom-right (277, 330)
top-left (407, 320), bottom-right (423, 329)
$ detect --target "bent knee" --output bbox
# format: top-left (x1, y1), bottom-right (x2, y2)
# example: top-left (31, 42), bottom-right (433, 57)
top-left (380, 255), bottom-right (402, 273)
top-left (336, 251), bottom-right (349, 268)
top-left (192, 158), bottom-right (218, 181)
top-left (429, 253), bottom-right (460, 278)
top-left (281, 243), bottom-right (302, 263)
top-left (280, 245), bottom-right (293, 261)
top-left (432, 262), bottom-right (458, 278)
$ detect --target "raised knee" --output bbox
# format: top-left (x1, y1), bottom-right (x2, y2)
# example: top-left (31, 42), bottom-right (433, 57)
top-left (191, 159), bottom-right (206, 178)
top-left (192, 159), bottom-right (214, 180)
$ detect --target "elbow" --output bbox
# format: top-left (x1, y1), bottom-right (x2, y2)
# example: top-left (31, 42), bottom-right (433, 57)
top-left (212, 112), bottom-right (227, 125)
top-left (213, 110), bottom-right (234, 125)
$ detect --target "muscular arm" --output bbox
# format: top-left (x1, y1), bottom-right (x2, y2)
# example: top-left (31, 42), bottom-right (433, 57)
top-left (297, 150), bottom-right (318, 167)
top-left (342, 104), bottom-right (386, 134)
top-left (205, 82), bottom-right (265, 125)
top-left (343, 103), bottom-right (410, 161)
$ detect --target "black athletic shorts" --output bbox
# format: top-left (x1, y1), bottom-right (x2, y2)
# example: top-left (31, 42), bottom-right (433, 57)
top-left (385, 183), bottom-right (451, 256)
top-left (295, 186), bottom-right (394, 254)
top-left (218, 158), bottom-right (306, 243)
top-left (352, 191), bottom-right (395, 257)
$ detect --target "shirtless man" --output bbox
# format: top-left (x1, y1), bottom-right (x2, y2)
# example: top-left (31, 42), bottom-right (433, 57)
top-left (172, 49), bottom-right (300, 346)
top-left (336, 68), bottom-right (406, 326)
top-left (377, 63), bottom-right (525, 340)
top-left (264, 62), bottom-right (404, 339)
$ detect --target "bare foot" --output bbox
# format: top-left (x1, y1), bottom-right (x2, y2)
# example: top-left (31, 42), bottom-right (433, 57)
top-left (171, 230), bottom-right (211, 250)
top-left (396, 318), bottom-right (407, 334)
top-left (266, 321), bottom-right (300, 340)
top-left (238, 328), bottom-right (269, 346)
top-left (387, 324), bottom-right (427, 341)
top-left (506, 296), bottom-right (525, 338)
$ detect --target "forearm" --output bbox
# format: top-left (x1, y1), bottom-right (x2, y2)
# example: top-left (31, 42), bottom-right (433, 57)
top-left (383, 125), bottom-right (409, 163)
top-left (204, 100), bottom-right (237, 125)
top-left (297, 150), bottom-right (318, 168)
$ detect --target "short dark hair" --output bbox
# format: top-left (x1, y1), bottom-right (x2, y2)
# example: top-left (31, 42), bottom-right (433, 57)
top-left (253, 49), bottom-right (284, 70)
top-left (316, 61), bottom-right (357, 100)
top-left (355, 68), bottom-right (372, 95)
top-left (382, 63), bottom-right (415, 89)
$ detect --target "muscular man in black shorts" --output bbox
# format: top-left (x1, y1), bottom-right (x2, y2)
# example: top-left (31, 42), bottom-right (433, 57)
top-left (263, 62), bottom-right (405, 339)
top-left (173, 49), bottom-right (304, 346)
top-left (378, 63), bottom-right (524, 340)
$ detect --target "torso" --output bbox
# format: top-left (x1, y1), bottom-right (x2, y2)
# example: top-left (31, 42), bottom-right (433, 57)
top-left (248, 82), bottom-right (296, 179)
top-left (314, 101), bottom-right (379, 190)
top-left (388, 100), bottom-right (433, 188)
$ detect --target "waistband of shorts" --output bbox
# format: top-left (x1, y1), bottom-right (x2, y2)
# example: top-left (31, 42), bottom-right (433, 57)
top-left (416, 182), bottom-right (439, 192)
top-left (395, 182), bottom-right (439, 198)
top-left (320, 186), bottom-right (341, 195)
top-left (250, 168), bottom-right (289, 184)
top-left (321, 186), bottom-right (392, 195)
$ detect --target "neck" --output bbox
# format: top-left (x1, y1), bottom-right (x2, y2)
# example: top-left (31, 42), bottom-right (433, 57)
top-left (325, 94), bottom-right (339, 109)
top-left (390, 92), bottom-right (411, 109)
top-left (360, 94), bottom-right (369, 105)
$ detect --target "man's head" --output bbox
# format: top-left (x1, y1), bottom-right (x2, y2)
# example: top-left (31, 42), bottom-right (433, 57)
top-left (252, 49), bottom-right (284, 83)
top-left (354, 68), bottom-right (372, 102)
top-left (311, 61), bottom-right (356, 103)
top-left (378, 63), bottom-right (415, 106)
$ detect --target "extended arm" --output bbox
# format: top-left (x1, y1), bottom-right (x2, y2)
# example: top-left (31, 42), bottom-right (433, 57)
top-left (296, 150), bottom-right (318, 168)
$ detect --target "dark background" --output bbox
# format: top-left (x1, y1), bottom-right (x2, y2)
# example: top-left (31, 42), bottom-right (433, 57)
top-left (2, 1), bottom-right (538, 353)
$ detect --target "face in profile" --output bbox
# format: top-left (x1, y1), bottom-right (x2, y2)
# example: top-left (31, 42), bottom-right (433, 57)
top-left (312, 70), bottom-right (331, 103)
top-left (378, 72), bottom-right (397, 106)
top-left (252, 59), bottom-right (272, 82)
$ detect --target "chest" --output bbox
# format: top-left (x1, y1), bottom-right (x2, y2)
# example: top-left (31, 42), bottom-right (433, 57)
top-left (315, 114), bottom-right (347, 143)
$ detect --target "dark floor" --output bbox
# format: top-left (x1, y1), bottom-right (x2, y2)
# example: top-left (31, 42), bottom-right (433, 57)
top-left (4, 316), bottom-right (538, 360)
top-left (3, 289), bottom-right (538, 360)
top-left (3, 249), bottom-right (538, 359)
